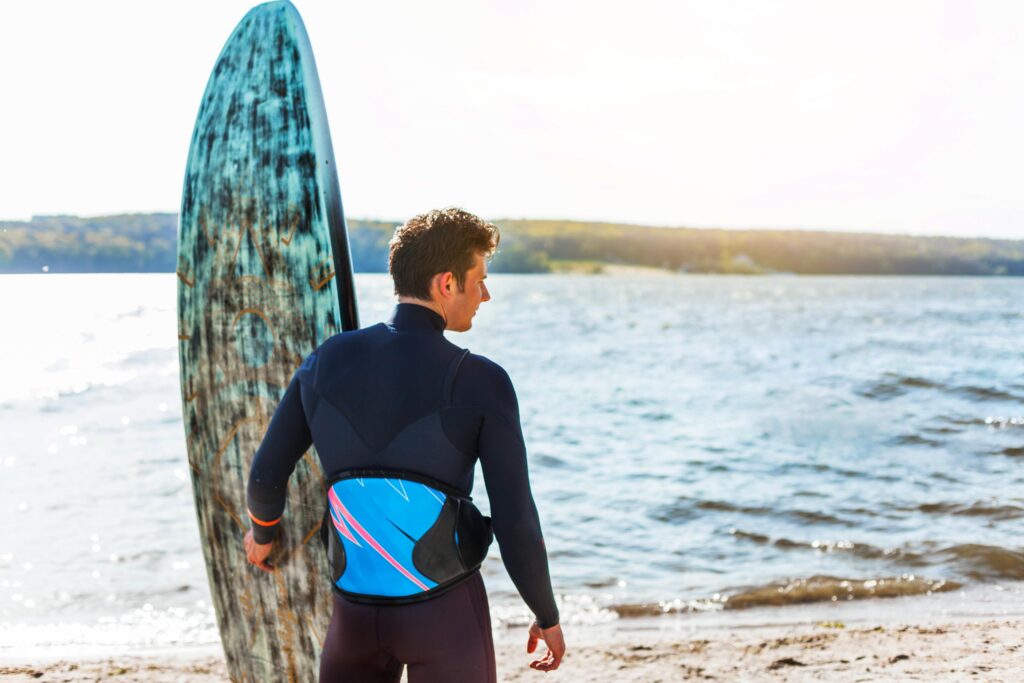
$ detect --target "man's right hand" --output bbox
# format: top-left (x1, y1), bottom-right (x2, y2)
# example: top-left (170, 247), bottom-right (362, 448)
top-left (243, 529), bottom-right (274, 572)
top-left (526, 622), bottom-right (565, 672)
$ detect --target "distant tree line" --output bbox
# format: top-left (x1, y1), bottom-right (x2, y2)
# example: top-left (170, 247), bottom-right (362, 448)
top-left (496, 220), bottom-right (1024, 275)
top-left (1, 213), bottom-right (1022, 275)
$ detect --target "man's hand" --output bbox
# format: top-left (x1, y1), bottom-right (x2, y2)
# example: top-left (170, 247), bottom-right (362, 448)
top-left (526, 622), bottom-right (565, 672)
top-left (243, 529), bottom-right (274, 572)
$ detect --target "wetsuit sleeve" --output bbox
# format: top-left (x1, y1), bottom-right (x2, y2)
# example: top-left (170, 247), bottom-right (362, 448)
top-left (245, 374), bottom-right (313, 544)
top-left (462, 356), bottom-right (560, 629)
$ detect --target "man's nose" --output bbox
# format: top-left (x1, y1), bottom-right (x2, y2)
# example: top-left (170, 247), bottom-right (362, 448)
top-left (481, 283), bottom-right (491, 302)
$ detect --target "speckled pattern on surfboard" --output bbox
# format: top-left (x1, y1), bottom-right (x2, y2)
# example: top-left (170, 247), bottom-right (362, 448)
top-left (176, 2), bottom-right (356, 681)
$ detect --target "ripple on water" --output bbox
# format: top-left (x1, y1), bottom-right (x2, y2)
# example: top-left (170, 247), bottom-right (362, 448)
top-left (886, 500), bottom-right (1024, 521)
top-left (780, 461), bottom-right (869, 480)
top-left (921, 425), bottom-right (962, 434)
top-left (722, 574), bottom-right (960, 610)
top-left (602, 573), bottom-right (962, 615)
top-left (956, 385), bottom-right (1024, 403)
top-left (858, 374), bottom-right (942, 400)
top-left (533, 454), bottom-right (568, 469)
top-left (983, 416), bottom-right (1024, 428)
top-left (940, 414), bottom-right (997, 427)
top-left (859, 373), bottom-right (1024, 404)
top-left (650, 498), bottom-right (857, 527)
top-left (938, 544), bottom-right (1024, 581)
top-left (725, 530), bottom-right (1024, 581)
top-left (728, 529), bottom-right (927, 564)
top-left (887, 433), bottom-right (944, 447)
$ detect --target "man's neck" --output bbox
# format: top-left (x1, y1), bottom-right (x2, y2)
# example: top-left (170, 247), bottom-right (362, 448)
top-left (396, 296), bottom-right (445, 321)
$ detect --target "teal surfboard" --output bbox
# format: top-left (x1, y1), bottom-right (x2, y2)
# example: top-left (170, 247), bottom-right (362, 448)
top-left (176, 2), bottom-right (356, 680)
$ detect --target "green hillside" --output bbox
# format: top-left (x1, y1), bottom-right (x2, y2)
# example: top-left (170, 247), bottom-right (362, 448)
top-left (1, 213), bottom-right (1022, 275)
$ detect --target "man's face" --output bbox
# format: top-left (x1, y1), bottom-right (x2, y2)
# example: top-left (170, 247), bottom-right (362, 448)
top-left (445, 252), bottom-right (490, 332)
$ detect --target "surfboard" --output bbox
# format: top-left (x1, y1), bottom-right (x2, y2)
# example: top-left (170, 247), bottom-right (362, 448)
top-left (176, 2), bottom-right (357, 681)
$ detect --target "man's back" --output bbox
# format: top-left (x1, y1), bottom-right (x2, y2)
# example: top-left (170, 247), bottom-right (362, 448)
top-left (247, 303), bottom-right (560, 627)
top-left (298, 304), bottom-right (476, 492)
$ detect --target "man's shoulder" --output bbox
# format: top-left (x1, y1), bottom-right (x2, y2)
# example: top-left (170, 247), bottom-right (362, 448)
top-left (463, 351), bottom-right (507, 376)
top-left (296, 323), bottom-right (389, 384)
top-left (459, 351), bottom-right (516, 394)
top-left (322, 323), bottom-right (389, 350)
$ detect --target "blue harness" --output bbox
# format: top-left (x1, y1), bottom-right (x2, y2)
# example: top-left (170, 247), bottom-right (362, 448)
top-left (321, 469), bottom-right (491, 602)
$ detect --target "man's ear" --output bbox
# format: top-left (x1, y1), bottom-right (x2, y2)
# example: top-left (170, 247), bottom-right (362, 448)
top-left (437, 272), bottom-right (454, 297)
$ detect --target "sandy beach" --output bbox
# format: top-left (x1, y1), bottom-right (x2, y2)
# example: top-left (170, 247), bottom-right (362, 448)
top-left (1, 619), bottom-right (1020, 682)
top-left (4, 591), bottom-right (1023, 682)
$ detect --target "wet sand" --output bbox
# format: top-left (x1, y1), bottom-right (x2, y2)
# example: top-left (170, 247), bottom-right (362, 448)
top-left (2, 615), bottom-right (1021, 682)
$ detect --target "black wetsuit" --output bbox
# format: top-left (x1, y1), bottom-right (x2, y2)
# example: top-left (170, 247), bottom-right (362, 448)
top-left (246, 303), bottom-right (559, 681)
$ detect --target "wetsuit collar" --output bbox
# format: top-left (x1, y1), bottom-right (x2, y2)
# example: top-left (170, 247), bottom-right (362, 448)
top-left (387, 303), bottom-right (446, 334)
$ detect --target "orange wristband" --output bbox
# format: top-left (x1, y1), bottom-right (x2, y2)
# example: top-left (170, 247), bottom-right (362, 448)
top-left (247, 509), bottom-right (282, 527)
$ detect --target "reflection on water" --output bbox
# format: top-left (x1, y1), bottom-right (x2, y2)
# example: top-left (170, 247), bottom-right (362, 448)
top-left (1, 273), bottom-right (1023, 649)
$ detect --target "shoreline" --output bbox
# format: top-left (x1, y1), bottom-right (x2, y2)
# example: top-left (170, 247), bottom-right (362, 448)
top-left (4, 585), bottom-right (1024, 681)
top-left (2, 617), bottom-right (1021, 682)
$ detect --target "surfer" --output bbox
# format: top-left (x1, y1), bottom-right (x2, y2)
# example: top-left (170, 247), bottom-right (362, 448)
top-left (243, 207), bottom-right (565, 681)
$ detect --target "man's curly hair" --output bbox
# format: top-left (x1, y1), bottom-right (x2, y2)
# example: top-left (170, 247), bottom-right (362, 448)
top-left (388, 207), bottom-right (500, 299)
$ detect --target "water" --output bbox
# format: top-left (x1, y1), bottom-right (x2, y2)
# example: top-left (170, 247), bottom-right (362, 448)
top-left (1, 273), bottom-right (1023, 652)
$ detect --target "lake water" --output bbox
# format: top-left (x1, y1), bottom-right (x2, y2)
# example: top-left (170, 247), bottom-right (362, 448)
top-left (1, 273), bottom-right (1023, 653)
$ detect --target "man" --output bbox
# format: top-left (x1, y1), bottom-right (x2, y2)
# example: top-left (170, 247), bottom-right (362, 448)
top-left (243, 207), bottom-right (566, 681)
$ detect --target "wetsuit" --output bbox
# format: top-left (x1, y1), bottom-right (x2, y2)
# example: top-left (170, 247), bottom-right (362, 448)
top-left (246, 303), bottom-right (559, 682)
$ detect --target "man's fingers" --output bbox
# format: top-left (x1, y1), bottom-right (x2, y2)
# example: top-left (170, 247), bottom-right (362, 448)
top-left (529, 646), bottom-right (564, 672)
top-left (243, 532), bottom-right (275, 572)
top-left (255, 551), bottom-right (274, 571)
top-left (529, 650), bottom-right (557, 671)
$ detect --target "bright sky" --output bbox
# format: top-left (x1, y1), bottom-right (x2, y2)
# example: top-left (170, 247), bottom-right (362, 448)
top-left (1, 1), bottom-right (1021, 238)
